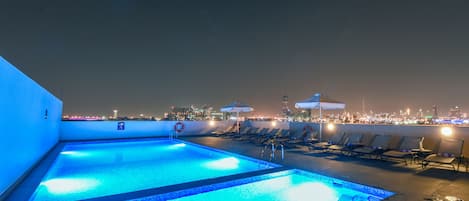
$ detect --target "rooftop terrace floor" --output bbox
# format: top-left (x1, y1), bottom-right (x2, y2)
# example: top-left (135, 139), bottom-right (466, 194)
top-left (181, 136), bottom-right (469, 201)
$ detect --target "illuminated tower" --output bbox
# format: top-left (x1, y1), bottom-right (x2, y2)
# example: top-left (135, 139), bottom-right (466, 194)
top-left (432, 105), bottom-right (438, 120)
top-left (113, 109), bottom-right (118, 119)
top-left (281, 95), bottom-right (291, 117)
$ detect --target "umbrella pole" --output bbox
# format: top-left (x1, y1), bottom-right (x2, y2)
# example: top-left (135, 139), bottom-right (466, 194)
top-left (319, 105), bottom-right (322, 142)
top-left (237, 111), bottom-right (240, 134)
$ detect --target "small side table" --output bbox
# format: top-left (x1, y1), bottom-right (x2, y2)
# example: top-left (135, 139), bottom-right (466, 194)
top-left (411, 149), bottom-right (433, 164)
top-left (455, 155), bottom-right (467, 172)
top-left (462, 156), bottom-right (468, 172)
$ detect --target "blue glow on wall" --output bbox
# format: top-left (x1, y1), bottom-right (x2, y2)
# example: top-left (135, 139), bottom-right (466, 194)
top-left (0, 56), bottom-right (63, 196)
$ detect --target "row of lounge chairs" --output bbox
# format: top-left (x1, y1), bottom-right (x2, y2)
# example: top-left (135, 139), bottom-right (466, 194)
top-left (304, 131), bottom-right (465, 171)
top-left (213, 125), bottom-right (465, 172)
top-left (213, 126), bottom-right (300, 146)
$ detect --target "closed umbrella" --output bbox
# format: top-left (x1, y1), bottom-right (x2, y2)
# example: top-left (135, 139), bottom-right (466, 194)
top-left (221, 101), bottom-right (254, 133)
top-left (295, 93), bottom-right (345, 141)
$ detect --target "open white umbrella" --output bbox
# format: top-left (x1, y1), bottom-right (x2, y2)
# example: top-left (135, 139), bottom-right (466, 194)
top-left (295, 93), bottom-right (345, 141)
top-left (221, 101), bottom-right (254, 133)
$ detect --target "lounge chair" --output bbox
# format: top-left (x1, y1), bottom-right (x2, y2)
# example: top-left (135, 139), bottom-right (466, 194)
top-left (382, 136), bottom-right (424, 165)
top-left (211, 124), bottom-right (237, 136)
top-left (309, 132), bottom-right (346, 151)
top-left (258, 128), bottom-right (282, 145)
top-left (265, 129), bottom-right (291, 146)
top-left (230, 126), bottom-right (254, 139)
top-left (328, 133), bottom-right (364, 153)
top-left (304, 130), bottom-right (319, 144)
top-left (282, 130), bottom-right (319, 148)
top-left (422, 138), bottom-right (464, 171)
top-left (247, 128), bottom-right (270, 143)
top-left (352, 135), bottom-right (392, 159)
top-left (251, 128), bottom-right (280, 145)
top-left (271, 129), bottom-right (291, 141)
top-left (235, 127), bottom-right (261, 141)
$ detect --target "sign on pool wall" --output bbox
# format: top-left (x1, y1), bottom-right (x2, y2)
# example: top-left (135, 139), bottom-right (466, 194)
top-left (117, 122), bottom-right (125, 130)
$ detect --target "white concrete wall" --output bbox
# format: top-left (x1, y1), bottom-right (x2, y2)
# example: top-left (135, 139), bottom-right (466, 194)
top-left (0, 57), bottom-right (63, 196)
top-left (244, 120), bottom-right (289, 130)
top-left (60, 120), bottom-right (234, 141)
top-left (59, 120), bottom-right (289, 141)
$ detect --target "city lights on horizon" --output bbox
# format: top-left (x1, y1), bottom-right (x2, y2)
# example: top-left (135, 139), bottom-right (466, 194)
top-left (61, 102), bottom-right (469, 127)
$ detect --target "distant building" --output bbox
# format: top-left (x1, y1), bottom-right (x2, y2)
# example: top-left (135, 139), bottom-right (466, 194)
top-left (113, 110), bottom-right (118, 119)
top-left (167, 106), bottom-right (192, 120)
top-left (190, 105), bottom-right (213, 120)
top-left (165, 105), bottom-right (217, 121)
top-left (432, 105), bottom-right (439, 120)
top-left (281, 95), bottom-right (292, 118)
top-left (449, 106), bottom-right (462, 118)
top-left (209, 112), bottom-right (224, 120)
top-left (417, 108), bottom-right (424, 118)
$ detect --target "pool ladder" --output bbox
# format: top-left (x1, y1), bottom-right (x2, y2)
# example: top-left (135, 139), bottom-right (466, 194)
top-left (169, 130), bottom-right (178, 140)
top-left (260, 142), bottom-right (284, 161)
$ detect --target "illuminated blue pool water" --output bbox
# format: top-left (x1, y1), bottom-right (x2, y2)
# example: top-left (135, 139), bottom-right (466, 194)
top-left (168, 170), bottom-right (394, 201)
top-left (29, 139), bottom-right (276, 200)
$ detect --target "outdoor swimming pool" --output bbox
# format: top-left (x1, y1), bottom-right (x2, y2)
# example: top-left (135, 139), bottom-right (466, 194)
top-left (29, 139), bottom-right (276, 200)
top-left (28, 139), bottom-right (393, 200)
top-left (167, 170), bottom-right (394, 201)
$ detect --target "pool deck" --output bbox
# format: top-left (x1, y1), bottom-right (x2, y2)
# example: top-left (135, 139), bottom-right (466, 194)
top-left (181, 136), bottom-right (469, 201)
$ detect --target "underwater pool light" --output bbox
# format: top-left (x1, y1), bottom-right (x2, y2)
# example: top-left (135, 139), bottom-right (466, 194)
top-left (284, 182), bottom-right (338, 201)
top-left (168, 143), bottom-right (187, 149)
top-left (60, 151), bottom-right (90, 157)
top-left (40, 178), bottom-right (100, 195)
top-left (205, 157), bottom-right (240, 170)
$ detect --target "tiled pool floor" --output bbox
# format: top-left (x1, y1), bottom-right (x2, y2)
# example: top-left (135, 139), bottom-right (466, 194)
top-left (181, 136), bottom-right (469, 200)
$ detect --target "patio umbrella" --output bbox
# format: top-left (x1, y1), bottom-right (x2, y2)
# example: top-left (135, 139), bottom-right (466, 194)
top-left (295, 93), bottom-right (345, 142)
top-left (221, 101), bottom-right (254, 133)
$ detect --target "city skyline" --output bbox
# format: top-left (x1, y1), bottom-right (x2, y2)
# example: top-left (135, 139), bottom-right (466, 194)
top-left (61, 103), bottom-right (467, 119)
top-left (2, 1), bottom-right (469, 116)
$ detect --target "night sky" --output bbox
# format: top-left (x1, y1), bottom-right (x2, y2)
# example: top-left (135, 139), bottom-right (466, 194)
top-left (1, 1), bottom-right (469, 116)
